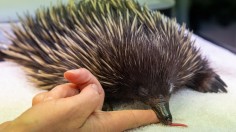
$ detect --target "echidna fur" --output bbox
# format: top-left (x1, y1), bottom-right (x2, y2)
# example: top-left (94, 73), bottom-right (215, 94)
top-left (0, 0), bottom-right (227, 125)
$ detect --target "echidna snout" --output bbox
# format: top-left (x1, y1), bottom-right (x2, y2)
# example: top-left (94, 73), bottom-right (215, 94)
top-left (152, 101), bottom-right (172, 125)
top-left (147, 96), bottom-right (172, 125)
top-left (138, 80), bottom-right (173, 124)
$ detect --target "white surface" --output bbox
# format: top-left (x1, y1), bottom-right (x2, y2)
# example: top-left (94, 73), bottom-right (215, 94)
top-left (0, 24), bottom-right (236, 131)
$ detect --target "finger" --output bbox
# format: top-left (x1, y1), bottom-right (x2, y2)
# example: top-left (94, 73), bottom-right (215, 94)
top-left (63, 84), bottom-right (101, 124)
top-left (64, 68), bottom-right (102, 90)
top-left (45, 83), bottom-right (79, 100)
top-left (103, 110), bottom-right (158, 131)
top-left (32, 92), bottom-right (48, 105)
top-left (32, 83), bottom-right (79, 105)
top-left (64, 68), bottom-right (105, 110)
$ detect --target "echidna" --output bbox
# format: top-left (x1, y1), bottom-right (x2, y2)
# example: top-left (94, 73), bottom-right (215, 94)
top-left (0, 0), bottom-right (227, 125)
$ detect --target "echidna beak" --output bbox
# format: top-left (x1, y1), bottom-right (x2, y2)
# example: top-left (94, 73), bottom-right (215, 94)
top-left (152, 101), bottom-right (172, 125)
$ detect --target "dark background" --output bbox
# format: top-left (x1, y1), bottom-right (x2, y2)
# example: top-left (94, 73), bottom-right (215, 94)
top-left (173, 0), bottom-right (236, 53)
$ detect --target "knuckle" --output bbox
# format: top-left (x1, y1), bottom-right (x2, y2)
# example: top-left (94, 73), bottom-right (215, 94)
top-left (32, 92), bottom-right (46, 105)
top-left (87, 84), bottom-right (100, 100)
top-left (53, 83), bottom-right (72, 92)
top-left (128, 111), bottom-right (140, 128)
top-left (53, 84), bottom-right (65, 90)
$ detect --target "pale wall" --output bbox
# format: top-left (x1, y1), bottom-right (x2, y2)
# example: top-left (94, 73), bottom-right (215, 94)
top-left (0, 0), bottom-right (174, 22)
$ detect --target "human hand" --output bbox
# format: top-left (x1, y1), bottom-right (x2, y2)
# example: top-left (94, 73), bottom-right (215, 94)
top-left (1, 68), bottom-right (158, 132)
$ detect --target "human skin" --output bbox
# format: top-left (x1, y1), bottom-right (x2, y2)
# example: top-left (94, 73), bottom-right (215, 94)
top-left (0, 68), bottom-right (158, 132)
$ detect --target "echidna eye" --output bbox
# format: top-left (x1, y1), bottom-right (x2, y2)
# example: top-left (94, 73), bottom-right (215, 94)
top-left (169, 83), bottom-right (174, 93)
top-left (158, 95), bottom-right (164, 99)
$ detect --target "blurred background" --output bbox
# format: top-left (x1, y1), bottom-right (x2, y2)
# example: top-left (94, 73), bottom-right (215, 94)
top-left (0, 0), bottom-right (236, 53)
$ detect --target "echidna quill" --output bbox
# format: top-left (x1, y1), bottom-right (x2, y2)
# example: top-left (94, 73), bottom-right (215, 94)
top-left (0, 0), bottom-right (227, 125)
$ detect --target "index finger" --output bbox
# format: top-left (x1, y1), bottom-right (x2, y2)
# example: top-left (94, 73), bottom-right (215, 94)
top-left (107, 110), bottom-right (159, 131)
top-left (80, 109), bottom-right (159, 132)
top-left (32, 83), bottom-right (79, 105)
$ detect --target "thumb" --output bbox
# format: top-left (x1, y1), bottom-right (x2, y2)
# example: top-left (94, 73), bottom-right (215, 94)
top-left (64, 68), bottom-right (105, 110)
top-left (62, 84), bottom-right (103, 124)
